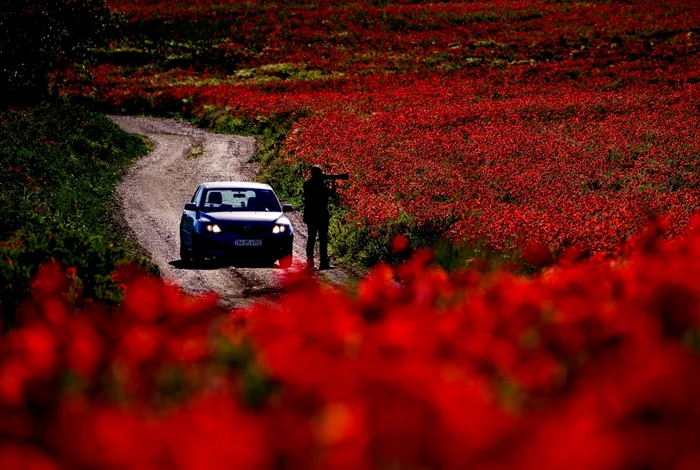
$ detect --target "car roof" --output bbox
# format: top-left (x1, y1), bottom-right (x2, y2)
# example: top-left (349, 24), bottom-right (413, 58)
top-left (200, 181), bottom-right (272, 190)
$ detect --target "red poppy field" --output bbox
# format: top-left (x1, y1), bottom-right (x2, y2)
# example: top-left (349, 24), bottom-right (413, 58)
top-left (4, 0), bottom-right (700, 468)
top-left (3, 221), bottom-right (700, 469)
top-left (71, 0), bottom-right (700, 254)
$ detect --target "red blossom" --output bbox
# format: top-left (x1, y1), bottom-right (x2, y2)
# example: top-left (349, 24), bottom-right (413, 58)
top-left (391, 234), bottom-right (409, 253)
top-left (0, 442), bottom-right (59, 470)
top-left (521, 240), bottom-right (554, 268)
top-left (0, 225), bottom-right (699, 467)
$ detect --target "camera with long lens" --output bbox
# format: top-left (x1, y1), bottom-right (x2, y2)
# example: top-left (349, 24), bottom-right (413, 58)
top-left (323, 172), bottom-right (349, 181)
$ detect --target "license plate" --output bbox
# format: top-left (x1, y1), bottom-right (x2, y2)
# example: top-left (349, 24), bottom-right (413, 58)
top-left (234, 239), bottom-right (263, 247)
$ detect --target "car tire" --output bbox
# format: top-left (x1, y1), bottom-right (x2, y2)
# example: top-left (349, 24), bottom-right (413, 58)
top-left (180, 241), bottom-right (193, 263)
top-left (191, 242), bottom-right (205, 262)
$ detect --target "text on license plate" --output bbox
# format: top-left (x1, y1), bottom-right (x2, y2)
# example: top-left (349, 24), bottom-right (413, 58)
top-left (235, 239), bottom-right (263, 247)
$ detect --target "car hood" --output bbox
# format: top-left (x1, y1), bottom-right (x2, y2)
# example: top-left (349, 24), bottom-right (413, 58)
top-left (201, 212), bottom-right (285, 224)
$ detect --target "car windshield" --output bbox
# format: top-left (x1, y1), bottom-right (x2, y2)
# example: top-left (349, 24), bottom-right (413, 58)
top-left (200, 188), bottom-right (282, 213)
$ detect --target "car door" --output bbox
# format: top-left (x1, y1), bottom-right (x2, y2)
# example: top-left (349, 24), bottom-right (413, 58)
top-left (181, 186), bottom-right (202, 245)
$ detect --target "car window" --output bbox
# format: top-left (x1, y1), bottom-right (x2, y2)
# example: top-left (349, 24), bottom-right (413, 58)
top-left (191, 186), bottom-right (202, 203)
top-left (201, 189), bottom-right (282, 212)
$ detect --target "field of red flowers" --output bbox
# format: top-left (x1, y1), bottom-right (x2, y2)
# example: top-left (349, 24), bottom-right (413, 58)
top-left (2, 220), bottom-right (700, 469)
top-left (10, 2), bottom-right (694, 468)
top-left (67, 0), bottom-right (700, 256)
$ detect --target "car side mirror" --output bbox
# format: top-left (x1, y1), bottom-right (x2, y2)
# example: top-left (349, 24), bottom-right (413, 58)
top-left (282, 204), bottom-right (294, 213)
top-left (184, 202), bottom-right (198, 211)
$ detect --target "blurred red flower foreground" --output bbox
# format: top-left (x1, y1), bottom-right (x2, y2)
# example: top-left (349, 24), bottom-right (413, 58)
top-left (3, 221), bottom-right (700, 470)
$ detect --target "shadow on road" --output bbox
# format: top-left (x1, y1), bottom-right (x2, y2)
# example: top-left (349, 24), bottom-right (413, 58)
top-left (169, 258), bottom-right (288, 270)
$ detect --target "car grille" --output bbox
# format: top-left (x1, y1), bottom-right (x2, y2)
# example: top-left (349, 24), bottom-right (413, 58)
top-left (226, 224), bottom-right (268, 237)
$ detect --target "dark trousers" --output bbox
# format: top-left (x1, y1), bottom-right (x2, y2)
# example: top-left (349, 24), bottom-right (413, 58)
top-left (306, 220), bottom-right (329, 264)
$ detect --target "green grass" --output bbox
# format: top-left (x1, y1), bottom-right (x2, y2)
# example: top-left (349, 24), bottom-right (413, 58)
top-left (0, 97), bottom-right (157, 329)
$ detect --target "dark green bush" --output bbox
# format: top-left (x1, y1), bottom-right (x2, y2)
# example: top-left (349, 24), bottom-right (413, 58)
top-left (0, 0), bottom-right (118, 106)
top-left (329, 210), bottom-right (521, 272)
top-left (0, 98), bottom-right (155, 328)
top-left (0, 98), bottom-right (148, 239)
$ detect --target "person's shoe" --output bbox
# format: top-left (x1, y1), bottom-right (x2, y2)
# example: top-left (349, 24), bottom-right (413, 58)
top-left (305, 258), bottom-right (315, 271)
top-left (318, 263), bottom-right (335, 270)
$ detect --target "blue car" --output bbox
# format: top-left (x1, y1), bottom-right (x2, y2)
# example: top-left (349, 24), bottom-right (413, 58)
top-left (179, 182), bottom-right (294, 268)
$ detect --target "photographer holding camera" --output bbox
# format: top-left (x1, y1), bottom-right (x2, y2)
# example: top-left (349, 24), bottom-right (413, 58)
top-left (303, 166), bottom-right (348, 270)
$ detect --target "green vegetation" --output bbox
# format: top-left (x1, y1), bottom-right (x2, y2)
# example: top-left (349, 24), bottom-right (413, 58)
top-left (329, 209), bottom-right (527, 273)
top-left (0, 98), bottom-right (156, 328)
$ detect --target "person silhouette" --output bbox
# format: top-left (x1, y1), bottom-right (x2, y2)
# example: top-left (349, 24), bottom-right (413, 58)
top-left (303, 166), bottom-right (335, 270)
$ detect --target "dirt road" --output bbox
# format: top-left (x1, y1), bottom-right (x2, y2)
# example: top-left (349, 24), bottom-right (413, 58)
top-left (112, 116), bottom-right (360, 309)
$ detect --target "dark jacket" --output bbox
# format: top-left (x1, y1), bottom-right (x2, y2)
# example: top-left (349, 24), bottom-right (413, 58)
top-left (303, 176), bottom-right (332, 224)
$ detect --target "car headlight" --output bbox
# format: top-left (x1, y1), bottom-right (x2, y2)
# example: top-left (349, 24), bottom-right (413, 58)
top-left (205, 224), bottom-right (222, 233)
top-left (272, 224), bottom-right (289, 234)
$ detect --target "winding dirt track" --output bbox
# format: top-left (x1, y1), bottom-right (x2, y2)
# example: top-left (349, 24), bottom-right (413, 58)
top-left (112, 116), bottom-right (360, 310)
